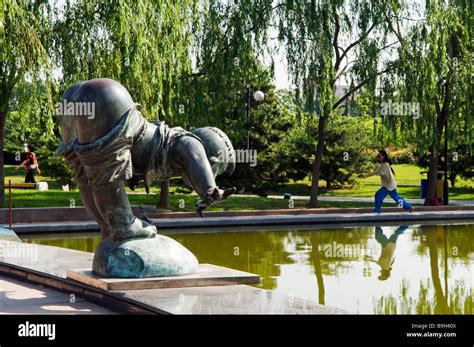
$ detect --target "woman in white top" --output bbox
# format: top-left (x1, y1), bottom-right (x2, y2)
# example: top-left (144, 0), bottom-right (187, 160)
top-left (364, 150), bottom-right (414, 214)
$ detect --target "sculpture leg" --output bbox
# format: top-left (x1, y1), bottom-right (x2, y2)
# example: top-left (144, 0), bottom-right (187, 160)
top-left (92, 180), bottom-right (156, 241)
top-left (78, 182), bottom-right (111, 239)
top-left (170, 136), bottom-right (236, 216)
top-left (63, 140), bottom-right (155, 241)
top-left (90, 180), bottom-right (194, 278)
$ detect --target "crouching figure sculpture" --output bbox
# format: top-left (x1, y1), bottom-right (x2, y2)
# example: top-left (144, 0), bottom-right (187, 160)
top-left (57, 78), bottom-right (236, 278)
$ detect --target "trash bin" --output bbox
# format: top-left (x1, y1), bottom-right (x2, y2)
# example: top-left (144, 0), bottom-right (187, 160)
top-left (420, 171), bottom-right (445, 200)
top-left (420, 179), bottom-right (428, 198)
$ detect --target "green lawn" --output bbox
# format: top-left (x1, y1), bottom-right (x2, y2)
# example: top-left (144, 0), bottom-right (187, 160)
top-left (3, 189), bottom-right (380, 210)
top-left (2, 163), bottom-right (473, 209)
top-left (269, 164), bottom-right (474, 200)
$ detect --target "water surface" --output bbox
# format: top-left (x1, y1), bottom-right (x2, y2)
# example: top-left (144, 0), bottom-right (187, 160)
top-left (23, 223), bottom-right (473, 314)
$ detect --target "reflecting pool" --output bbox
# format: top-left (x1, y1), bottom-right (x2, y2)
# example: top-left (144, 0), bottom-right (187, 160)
top-left (23, 223), bottom-right (473, 314)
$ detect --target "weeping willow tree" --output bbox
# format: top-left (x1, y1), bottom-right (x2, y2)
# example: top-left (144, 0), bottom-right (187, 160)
top-left (275, 0), bottom-right (412, 207)
top-left (389, 0), bottom-right (473, 205)
top-left (52, 0), bottom-right (198, 122)
top-left (185, 0), bottom-right (275, 136)
top-left (0, 0), bottom-right (53, 208)
top-left (180, 1), bottom-right (303, 194)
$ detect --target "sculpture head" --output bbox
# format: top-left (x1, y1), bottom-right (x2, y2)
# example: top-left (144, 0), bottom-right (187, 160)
top-left (192, 127), bottom-right (236, 177)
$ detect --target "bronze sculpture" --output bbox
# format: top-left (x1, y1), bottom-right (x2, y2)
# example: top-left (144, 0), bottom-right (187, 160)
top-left (57, 78), bottom-right (236, 277)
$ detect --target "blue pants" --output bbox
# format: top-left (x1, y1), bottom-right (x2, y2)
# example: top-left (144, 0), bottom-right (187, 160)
top-left (375, 226), bottom-right (409, 245)
top-left (374, 187), bottom-right (412, 213)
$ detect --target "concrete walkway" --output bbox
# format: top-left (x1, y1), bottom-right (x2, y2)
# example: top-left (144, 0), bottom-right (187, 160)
top-left (0, 275), bottom-right (113, 314)
top-left (5, 210), bottom-right (474, 234)
top-left (236, 194), bottom-right (474, 206)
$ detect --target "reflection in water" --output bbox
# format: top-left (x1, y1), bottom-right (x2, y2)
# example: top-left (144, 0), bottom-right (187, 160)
top-left (365, 226), bottom-right (408, 281)
top-left (23, 224), bottom-right (473, 314)
top-left (309, 232), bottom-right (325, 305)
top-left (427, 226), bottom-right (451, 313)
top-left (373, 225), bottom-right (472, 314)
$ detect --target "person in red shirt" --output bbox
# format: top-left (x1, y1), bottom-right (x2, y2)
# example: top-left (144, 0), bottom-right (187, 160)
top-left (15, 143), bottom-right (41, 183)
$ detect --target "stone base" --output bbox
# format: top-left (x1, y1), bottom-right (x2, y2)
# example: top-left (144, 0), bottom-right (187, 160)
top-left (67, 264), bottom-right (260, 291)
top-left (92, 234), bottom-right (198, 278)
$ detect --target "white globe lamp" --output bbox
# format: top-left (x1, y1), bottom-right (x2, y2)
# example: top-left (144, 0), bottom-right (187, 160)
top-left (253, 90), bottom-right (265, 102)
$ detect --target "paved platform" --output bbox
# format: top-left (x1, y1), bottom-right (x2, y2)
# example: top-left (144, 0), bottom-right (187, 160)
top-left (0, 239), bottom-right (344, 314)
top-left (117, 284), bottom-right (344, 314)
top-left (0, 275), bottom-right (113, 314)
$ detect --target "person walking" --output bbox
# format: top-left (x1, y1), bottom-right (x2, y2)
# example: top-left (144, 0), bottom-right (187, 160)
top-left (15, 143), bottom-right (41, 183)
top-left (364, 150), bottom-right (414, 214)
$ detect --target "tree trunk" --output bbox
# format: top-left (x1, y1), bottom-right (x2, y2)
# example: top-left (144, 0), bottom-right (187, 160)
top-left (449, 174), bottom-right (456, 188)
top-left (424, 110), bottom-right (448, 205)
top-left (0, 110), bottom-right (6, 208)
top-left (157, 180), bottom-right (169, 209)
top-left (310, 233), bottom-right (325, 305)
top-left (309, 115), bottom-right (327, 208)
top-left (425, 77), bottom-right (451, 206)
top-left (426, 228), bottom-right (451, 313)
top-left (424, 146), bottom-right (440, 205)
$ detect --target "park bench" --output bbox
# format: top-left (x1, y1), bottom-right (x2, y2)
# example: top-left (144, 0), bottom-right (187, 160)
top-left (7, 183), bottom-right (36, 189)
top-left (4, 182), bottom-right (49, 190)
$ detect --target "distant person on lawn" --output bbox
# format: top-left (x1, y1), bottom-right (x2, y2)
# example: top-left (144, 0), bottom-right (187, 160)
top-left (363, 149), bottom-right (414, 214)
top-left (15, 143), bottom-right (41, 183)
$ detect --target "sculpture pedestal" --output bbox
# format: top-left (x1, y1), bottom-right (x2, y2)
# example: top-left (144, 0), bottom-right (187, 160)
top-left (92, 234), bottom-right (198, 278)
top-left (67, 264), bottom-right (260, 291)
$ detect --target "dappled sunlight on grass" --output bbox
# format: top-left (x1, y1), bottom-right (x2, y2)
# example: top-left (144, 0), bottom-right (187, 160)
top-left (3, 164), bottom-right (473, 209)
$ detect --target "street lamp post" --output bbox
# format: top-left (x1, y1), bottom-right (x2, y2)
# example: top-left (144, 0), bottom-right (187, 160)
top-left (246, 85), bottom-right (251, 151)
top-left (245, 85), bottom-right (264, 151)
top-left (87, 46), bottom-right (93, 80)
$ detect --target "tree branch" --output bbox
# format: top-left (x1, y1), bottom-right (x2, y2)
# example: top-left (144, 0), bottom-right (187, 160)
top-left (339, 21), bottom-right (377, 64)
top-left (335, 40), bottom-right (399, 81)
top-left (335, 60), bottom-right (355, 80)
top-left (183, 71), bottom-right (207, 79)
top-left (332, 3), bottom-right (342, 70)
top-left (332, 63), bottom-right (398, 110)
